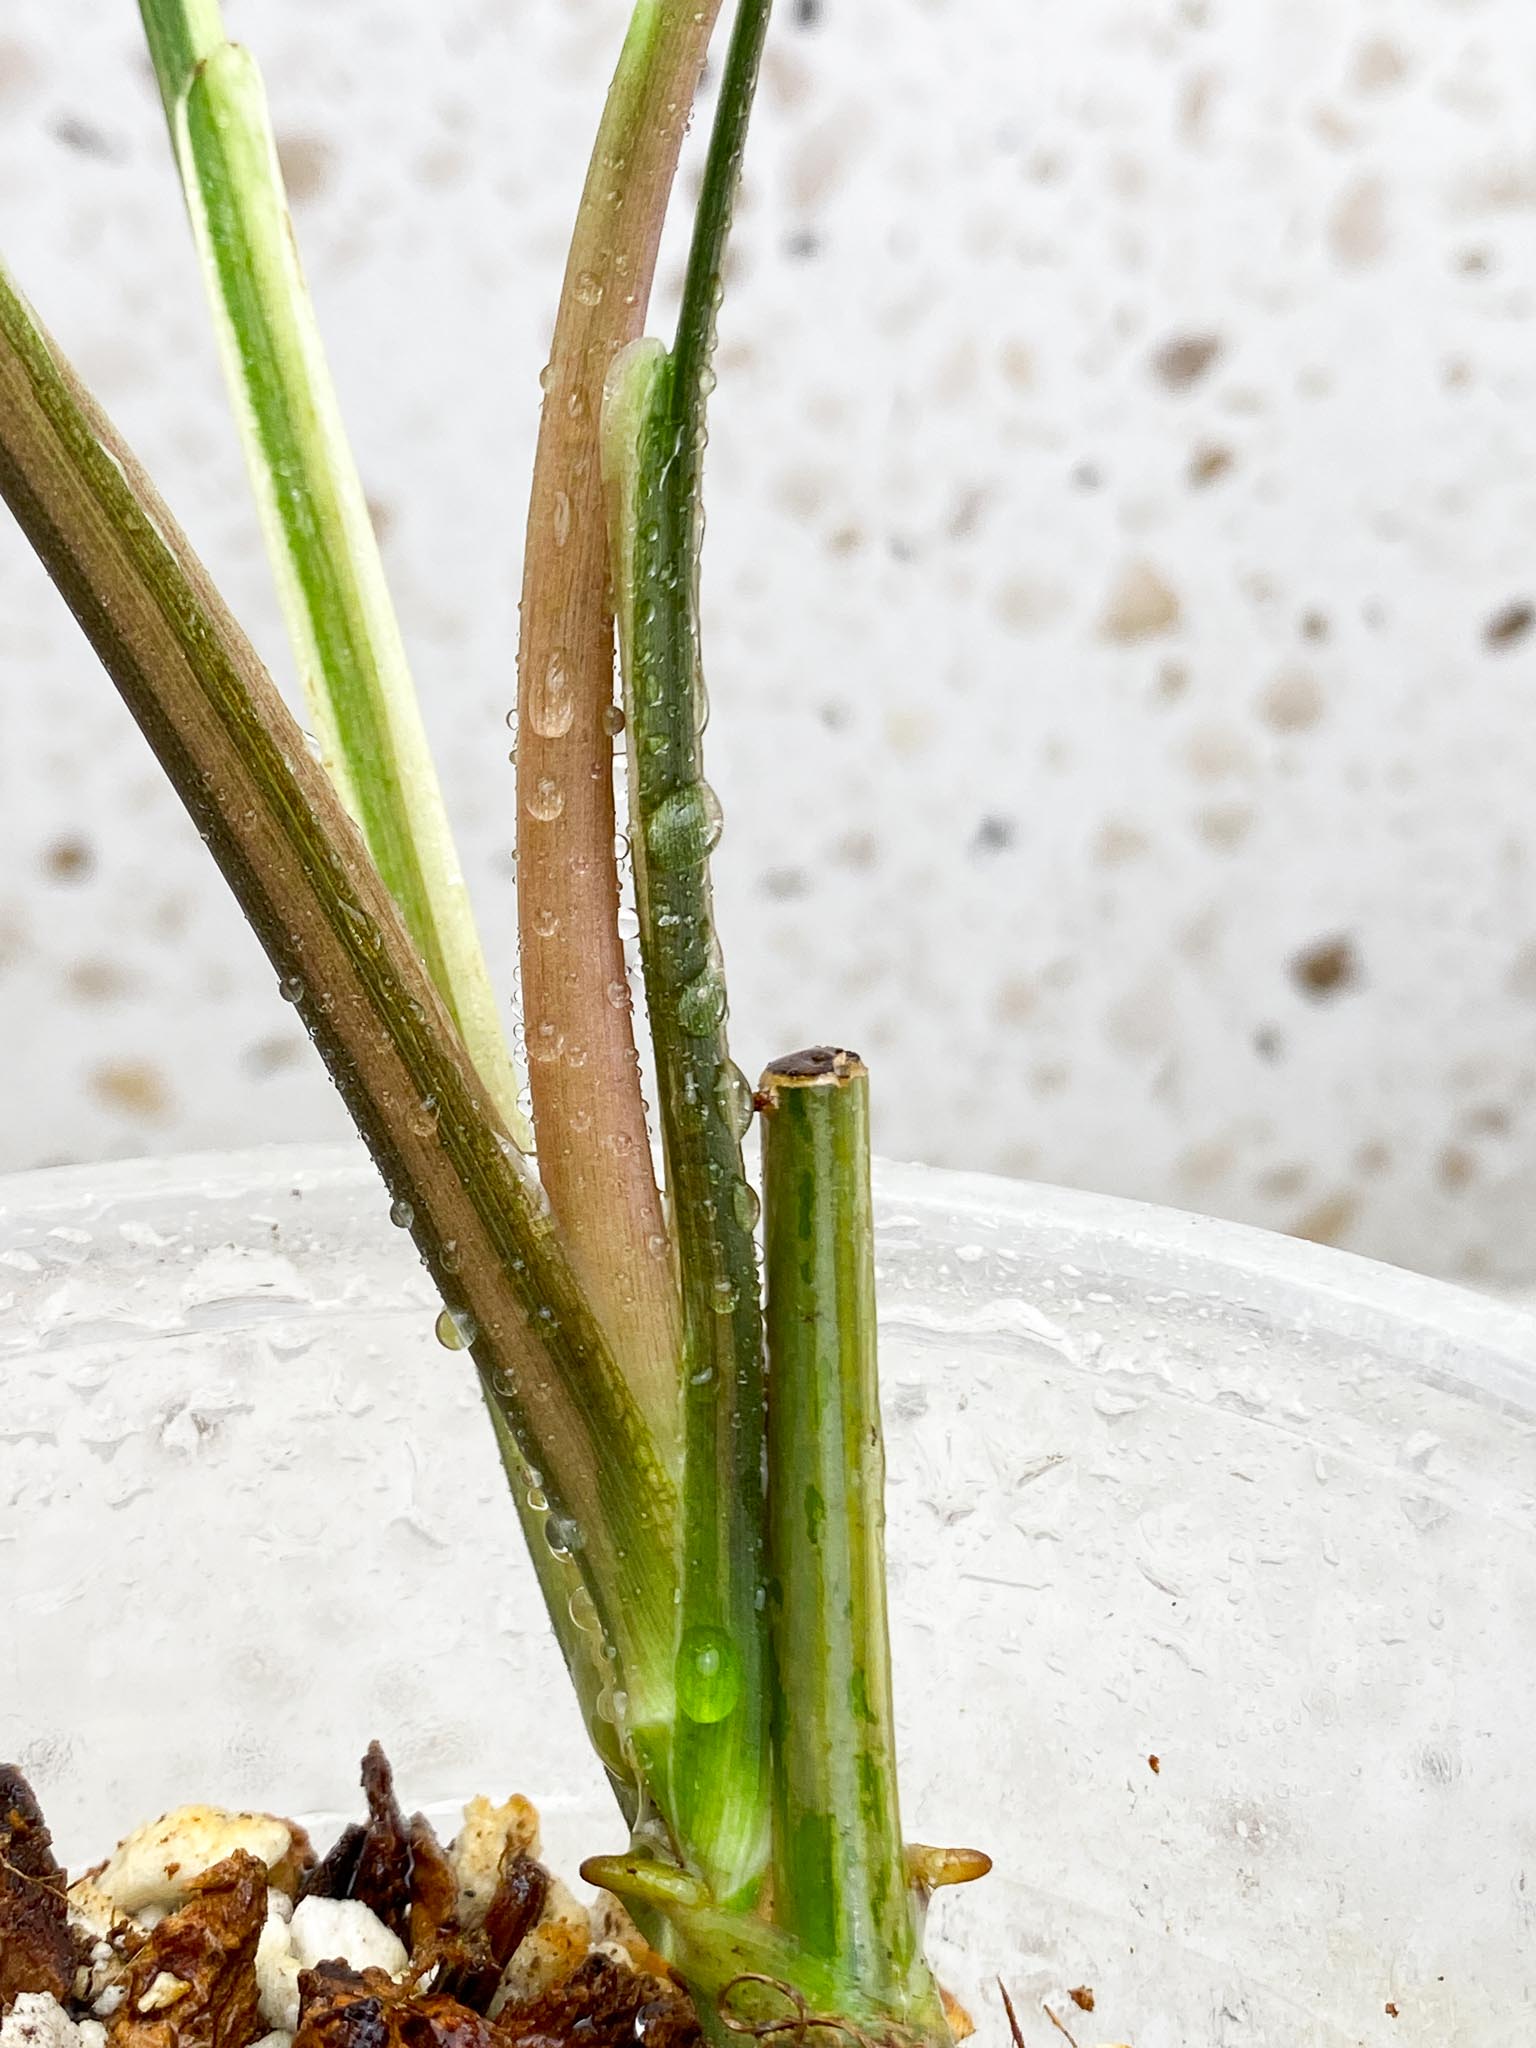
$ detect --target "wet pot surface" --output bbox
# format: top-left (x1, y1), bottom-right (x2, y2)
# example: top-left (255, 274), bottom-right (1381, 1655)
top-left (4, 1144), bottom-right (1534, 2048)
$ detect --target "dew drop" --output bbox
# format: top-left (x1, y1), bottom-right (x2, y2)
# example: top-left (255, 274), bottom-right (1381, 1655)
top-left (711, 1275), bottom-right (739, 1315)
top-left (279, 974), bottom-right (305, 1004)
top-left (552, 490), bottom-right (572, 548)
top-left (526, 776), bottom-right (566, 823)
top-left (528, 1020), bottom-right (565, 1065)
top-left (339, 901), bottom-right (382, 952)
top-left (439, 1237), bottom-right (461, 1274)
top-left (389, 1198), bottom-right (415, 1230)
top-left (532, 906), bottom-right (561, 939)
top-left (676, 1625), bottom-right (742, 1724)
top-left (573, 269), bottom-right (604, 306)
top-left (606, 977), bottom-right (632, 1011)
top-left (435, 1305), bottom-right (476, 1351)
top-left (676, 1063), bottom-right (707, 1127)
top-left (529, 652), bottom-right (576, 738)
top-left (715, 1061), bottom-right (754, 1138)
top-left (644, 782), bottom-right (723, 872)
top-left (603, 701), bottom-right (627, 736)
top-left (677, 969), bottom-right (727, 1036)
top-left (731, 1181), bottom-right (761, 1232)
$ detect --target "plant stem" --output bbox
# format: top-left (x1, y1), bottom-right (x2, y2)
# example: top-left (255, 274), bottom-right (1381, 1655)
top-left (514, 0), bottom-right (725, 1415)
top-left (139, 0), bottom-right (220, 108)
top-left (138, 0), bottom-right (531, 1148)
top-left (605, 339), bottom-right (768, 1902)
top-left (758, 1050), bottom-right (945, 2036)
top-left (600, 0), bottom-right (778, 1905)
top-left (0, 259), bottom-right (676, 1780)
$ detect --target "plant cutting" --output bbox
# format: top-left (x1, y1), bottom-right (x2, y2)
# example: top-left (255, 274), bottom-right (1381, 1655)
top-left (0, 6), bottom-right (1010, 2048)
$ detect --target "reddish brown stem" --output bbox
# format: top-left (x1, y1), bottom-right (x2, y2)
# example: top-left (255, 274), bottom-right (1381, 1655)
top-left (516, 3), bottom-right (724, 1437)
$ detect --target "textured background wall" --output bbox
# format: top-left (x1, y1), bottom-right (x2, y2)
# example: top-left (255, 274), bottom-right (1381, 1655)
top-left (3, 0), bottom-right (1536, 1282)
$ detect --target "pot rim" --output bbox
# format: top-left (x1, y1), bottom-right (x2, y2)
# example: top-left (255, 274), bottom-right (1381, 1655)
top-left (3, 1138), bottom-right (1531, 1405)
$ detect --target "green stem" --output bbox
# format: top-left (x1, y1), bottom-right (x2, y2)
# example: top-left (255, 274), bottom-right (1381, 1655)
top-left (600, 0), bottom-right (778, 1906)
top-left (0, 257), bottom-right (675, 1781)
top-left (478, 1397), bottom-right (646, 1805)
top-left (606, 342), bottom-right (767, 1904)
top-left (759, 1050), bottom-right (944, 2035)
top-left (669, 0), bottom-right (774, 540)
top-left (137, 0), bottom-right (531, 1147)
top-left (139, 0), bottom-right (221, 108)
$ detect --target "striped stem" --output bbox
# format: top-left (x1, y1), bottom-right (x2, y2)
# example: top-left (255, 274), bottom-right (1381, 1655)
top-left (0, 259), bottom-right (676, 1784)
top-left (138, 0), bottom-right (530, 1145)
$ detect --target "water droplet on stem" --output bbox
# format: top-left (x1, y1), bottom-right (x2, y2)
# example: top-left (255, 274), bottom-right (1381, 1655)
top-left (435, 1305), bottom-right (476, 1351)
top-left (528, 652), bottom-right (576, 738)
top-left (676, 1625), bottom-right (742, 1724)
top-left (645, 782), bottom-right (724, 871)
top-left (526, 776), bottom-right (565, 823)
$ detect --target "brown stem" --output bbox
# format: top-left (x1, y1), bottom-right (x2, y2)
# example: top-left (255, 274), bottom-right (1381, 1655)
top-left (515, 1), bottom-right (724, 1431)
top-left (0, 262), bottom-right (678, 1707)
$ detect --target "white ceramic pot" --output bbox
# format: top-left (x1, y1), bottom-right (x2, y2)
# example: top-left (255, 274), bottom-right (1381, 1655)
top-left (3, 1145), bottom-right (1533, 2047)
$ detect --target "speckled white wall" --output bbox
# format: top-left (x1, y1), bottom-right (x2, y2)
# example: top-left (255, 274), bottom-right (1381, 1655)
top-left (2, 0), bottom-right (1535, 1282)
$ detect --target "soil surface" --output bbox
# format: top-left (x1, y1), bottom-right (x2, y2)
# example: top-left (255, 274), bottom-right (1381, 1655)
top-left (0, 1746), bottom-right (702, 2048)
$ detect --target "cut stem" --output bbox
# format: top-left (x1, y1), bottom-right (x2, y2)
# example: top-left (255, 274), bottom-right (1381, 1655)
top-left (759, 1049), bottom-right (944, 2034)
top-left (138, 0), bottom-right (530, 1146)
top-left (0, 259), bottom-right (675, 1781)
top-left (514, 0), bottom-right (726, 1412)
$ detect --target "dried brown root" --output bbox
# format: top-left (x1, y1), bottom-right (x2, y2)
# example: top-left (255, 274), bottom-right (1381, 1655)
top-left (107, 1852), bottom-right (266, 2048)
top-left (495, 1954), bottom-right (701, 2048)
top-left (299, 1746), bottom-right (410, 1944)
top-left (298, 1746), bottom-right (454, 1958)
top-left (0, 1765), bottom-right (79, 2011)
top-left (289, 1940), bottom-right (699, 2048)
top-left (403, 1820), bottom-right (458, 1963)
top-left (429, 1857), bottom-right (547, 2013)
top-left (293, 1964), bottom-right (496, 2048)
top-left (482, 1875), bottom-right (589, 2015)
